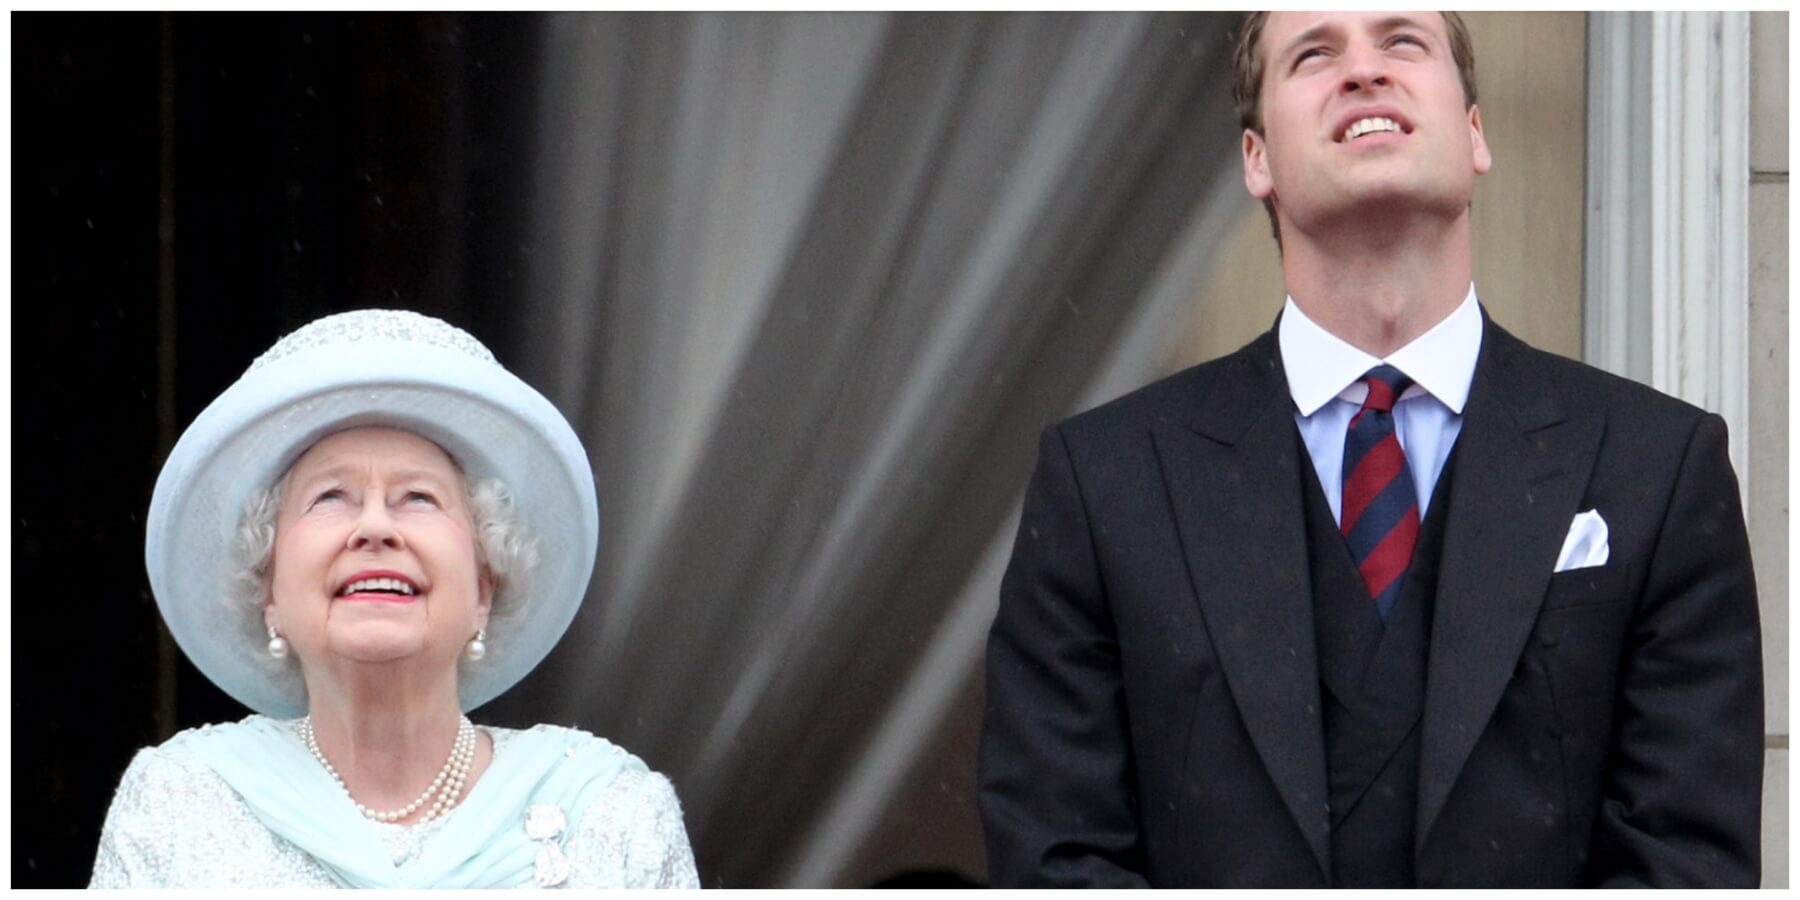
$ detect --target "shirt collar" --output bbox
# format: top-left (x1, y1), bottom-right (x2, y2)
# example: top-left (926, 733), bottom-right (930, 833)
top-left (1278, 284), bottom-right (1483, 417)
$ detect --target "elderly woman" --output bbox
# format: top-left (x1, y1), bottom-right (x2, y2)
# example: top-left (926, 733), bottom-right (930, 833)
top-left (91, 310), bottom-right (699, 888)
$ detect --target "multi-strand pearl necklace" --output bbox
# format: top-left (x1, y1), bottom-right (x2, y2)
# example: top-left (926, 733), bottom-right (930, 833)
top-left (302, 715), bottom-right (476, 825)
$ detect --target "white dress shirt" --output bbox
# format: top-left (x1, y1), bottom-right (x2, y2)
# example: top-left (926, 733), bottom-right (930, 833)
top-left (1278, 286), bottom-right (1483, 525)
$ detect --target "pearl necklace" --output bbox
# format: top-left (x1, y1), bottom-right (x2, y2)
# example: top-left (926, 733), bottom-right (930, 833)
top-left (302, 715), bottom-right (476, 824)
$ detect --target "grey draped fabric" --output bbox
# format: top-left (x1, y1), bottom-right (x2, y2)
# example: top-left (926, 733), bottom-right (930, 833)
top-left (13, 10), bottom-right (1251, 888)
top-left (481, 12), bottom-right (1249, 885)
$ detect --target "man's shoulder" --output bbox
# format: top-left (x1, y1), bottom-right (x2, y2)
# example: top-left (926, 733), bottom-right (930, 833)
top-left (1056, 331), bottom-right (1277, 442)
top-left (1488, 325), bottom-right (1714, 432)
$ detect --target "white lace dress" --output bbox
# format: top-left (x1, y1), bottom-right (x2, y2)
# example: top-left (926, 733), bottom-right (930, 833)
top-left (89, 720), bottom-right (700, 888)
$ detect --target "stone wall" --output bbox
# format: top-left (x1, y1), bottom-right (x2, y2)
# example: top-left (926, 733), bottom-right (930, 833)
top-left (1748, 10), bottom-right (1788, 889)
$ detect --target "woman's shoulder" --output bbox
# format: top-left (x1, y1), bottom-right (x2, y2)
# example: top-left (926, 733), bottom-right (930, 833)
top-left (116, 714), bottom-right (313, 809)
top-left (485, 721), bottom-right (626, 751)
top-left (506, 728), bottom-right (694, 888)
top-left (487, 722), bottom-right (672, 794)
top-left (563, 766), bottom-right (696, 888)
top-left (101, 717), bottom-right (277, 826)
top-left (92, 717), bottom-right (297, 887)
top-left (122, 715), bottom-right (285, 785)
top-left (482, 722), bottom-right (696, 886)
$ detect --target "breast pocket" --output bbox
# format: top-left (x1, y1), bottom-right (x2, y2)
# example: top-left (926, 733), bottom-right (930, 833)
top-left (1540, 563), bottom-right (1630, 612)
top-left (1532, 562), bottom-right (1634, 690)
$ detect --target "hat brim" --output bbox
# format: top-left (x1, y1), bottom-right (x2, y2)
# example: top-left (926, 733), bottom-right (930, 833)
top-left (146, 338), bottom-right (598, 718)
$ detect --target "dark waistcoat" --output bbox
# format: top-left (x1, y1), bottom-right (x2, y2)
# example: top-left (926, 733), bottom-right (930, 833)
top-left (1302, 440), bottom-right (1460, 888)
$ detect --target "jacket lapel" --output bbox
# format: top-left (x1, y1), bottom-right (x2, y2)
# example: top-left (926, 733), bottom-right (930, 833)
top-left (1152, 331), bottom-right (1331, 879)
top-left (1415, 318), bottom-right (1605, 849)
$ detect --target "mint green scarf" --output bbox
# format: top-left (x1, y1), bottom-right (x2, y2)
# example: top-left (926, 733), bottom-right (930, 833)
top-left (173, 716), bottom-right (641, 888)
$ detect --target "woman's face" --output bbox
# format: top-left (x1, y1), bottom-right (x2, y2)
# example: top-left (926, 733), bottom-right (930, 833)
top-left (265, 427), bottom-right (491, 672)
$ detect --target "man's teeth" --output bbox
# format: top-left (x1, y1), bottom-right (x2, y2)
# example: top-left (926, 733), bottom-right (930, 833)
top-left (341, 577), bottom-right (416, 596)
top-left (1342, 117), bottom-right (1403, 142)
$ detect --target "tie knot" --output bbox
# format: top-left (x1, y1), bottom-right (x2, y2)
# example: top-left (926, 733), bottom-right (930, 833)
top-left (1359, 364), bottom-right (1413, 413)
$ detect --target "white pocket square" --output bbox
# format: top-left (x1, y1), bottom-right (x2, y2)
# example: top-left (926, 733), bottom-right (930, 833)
top-left (1554, 509), bottom-right (1610, 572)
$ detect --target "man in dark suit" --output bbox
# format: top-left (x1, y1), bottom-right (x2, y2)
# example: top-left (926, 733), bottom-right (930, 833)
top-left (978, 10), bottom-right (1763, 887)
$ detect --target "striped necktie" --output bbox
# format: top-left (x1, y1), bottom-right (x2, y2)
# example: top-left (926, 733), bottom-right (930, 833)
top-left (1340, 364), bottom-right (1419, 622)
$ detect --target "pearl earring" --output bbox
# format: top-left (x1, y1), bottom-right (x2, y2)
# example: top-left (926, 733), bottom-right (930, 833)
top-left (267, 626), bottom-right (289, 659)
top-left (465, 629), bottom-right (487, 661)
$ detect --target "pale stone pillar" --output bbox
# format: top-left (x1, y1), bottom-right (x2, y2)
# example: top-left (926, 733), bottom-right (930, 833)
top-left (1585, 11), bottom-right (1785, 886)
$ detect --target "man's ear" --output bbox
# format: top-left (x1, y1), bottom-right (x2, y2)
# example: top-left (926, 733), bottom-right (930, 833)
top-left (1467, 104), bottom-right (1492, 175)
top-left (1243, 128), bottom-right (1275, 199)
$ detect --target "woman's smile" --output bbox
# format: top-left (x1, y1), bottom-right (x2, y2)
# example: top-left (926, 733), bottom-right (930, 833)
top-left (333, 569), bottom-right (424, 603)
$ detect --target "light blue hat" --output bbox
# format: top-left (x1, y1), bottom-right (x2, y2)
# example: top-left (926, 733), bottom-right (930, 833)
top-left (146, 309), bottom-right (599, 718)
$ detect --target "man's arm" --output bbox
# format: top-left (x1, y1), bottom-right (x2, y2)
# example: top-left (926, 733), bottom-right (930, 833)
top-left (1588, 413), bottom-right (1764, 886)
top-left (979, 425), bottom-right (1148, 887)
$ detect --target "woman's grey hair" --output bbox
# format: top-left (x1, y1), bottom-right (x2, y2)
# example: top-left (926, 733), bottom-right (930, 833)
top-left (230, 468), bottom-right (539, 643)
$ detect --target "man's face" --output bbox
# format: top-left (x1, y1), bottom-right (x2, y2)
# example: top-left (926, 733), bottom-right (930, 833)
top-left (1242, 11), bottom-right (1491, 235)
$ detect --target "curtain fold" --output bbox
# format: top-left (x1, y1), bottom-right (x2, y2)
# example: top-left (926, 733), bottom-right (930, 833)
top-left (491, 12), bottom-right (1246, 884)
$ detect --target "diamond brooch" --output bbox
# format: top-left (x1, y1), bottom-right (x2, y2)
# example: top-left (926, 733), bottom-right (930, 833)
top-left (526, 803), bottom-right (570, 887)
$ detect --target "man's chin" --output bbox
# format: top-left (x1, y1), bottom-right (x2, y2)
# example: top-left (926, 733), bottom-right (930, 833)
top-left (1296, 183), bottom-right (1473, 231)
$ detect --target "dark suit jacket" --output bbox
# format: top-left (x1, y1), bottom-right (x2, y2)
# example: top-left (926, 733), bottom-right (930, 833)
top-left (978, 314), bottom-right (1763, 887)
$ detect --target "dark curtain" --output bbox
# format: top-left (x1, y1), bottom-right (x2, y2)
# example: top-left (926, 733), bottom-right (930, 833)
top-left (13, 11), bottom-right (1246, 887)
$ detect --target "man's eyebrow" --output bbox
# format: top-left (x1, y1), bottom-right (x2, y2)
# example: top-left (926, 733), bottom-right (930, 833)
top-left (1278, 15), bottom-right (1438, 63)
top-left (1278, 20), bottom-right (1341, 62)
top-left (1372, 14), bottom-right (1436, 38)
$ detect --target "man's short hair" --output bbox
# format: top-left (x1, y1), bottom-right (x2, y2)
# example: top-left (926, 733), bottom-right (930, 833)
top-left (1230, 11), bottom-right (1480, 246)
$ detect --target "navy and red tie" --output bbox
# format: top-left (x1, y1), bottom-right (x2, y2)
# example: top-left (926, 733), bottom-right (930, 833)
top-left (1340, 365), bottom-right (1419, 622)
